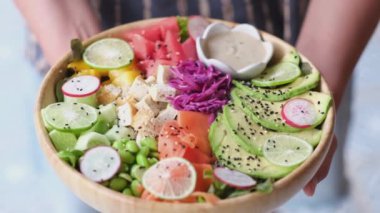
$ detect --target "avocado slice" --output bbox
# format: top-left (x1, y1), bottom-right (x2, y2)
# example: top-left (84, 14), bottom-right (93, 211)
top-left (223, 104), bottom-right (322, 156)
top-left (211, 116), bottom-right (294, 179)
top-left (280, 49), bottom-right (301, 65)
top-left (233, 67), bottom-right (320, 102)
top-left (208, 115), bottom-right (226, 153)
top-left (231, 88), bottom-right (331, 132)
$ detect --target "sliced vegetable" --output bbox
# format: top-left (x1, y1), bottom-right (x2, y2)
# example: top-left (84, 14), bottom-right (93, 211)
top-left (214, 167), bottom-right (257, 189)
top-left (79, 146), bottom-right (121, 182)
top-left (281, 98), bottom-right (318, 128)
top-left (75, 132), bottom-right (111, 151)
top-left (142, 157), bottom-right (196, 200)
top-left (263, 135), bottom-right (313, 167)
top-left (49, 129), bottom-right (77, 151)
top-left (62, 75), bottom-right (100, 107)
top-left (42, 102), bottom-right (98, 133)
top-left (252, 63), bottom-right (301, 87)
top-left (83, 38), bottom-right (134, 69)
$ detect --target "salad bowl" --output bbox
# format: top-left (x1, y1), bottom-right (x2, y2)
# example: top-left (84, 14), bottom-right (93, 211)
top-left (35, 18), bottom-right (335, 213)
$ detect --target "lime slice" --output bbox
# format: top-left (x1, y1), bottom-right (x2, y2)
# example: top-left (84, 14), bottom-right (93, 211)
top-left (142, 157), bottom-right (196, 200)
top-left (43, 102), bottom-right (98, 132)
top-left (83, 38), bottom-right (134, 70)
top-left (252, 62), bottom-right (301, 87)
top-left (263, 135), bottom-right (313, 167)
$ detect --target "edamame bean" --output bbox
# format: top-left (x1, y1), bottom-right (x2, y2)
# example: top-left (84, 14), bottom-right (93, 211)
top-left (119, 150), bottom-right (135, 164)
top-left (131, 180), bottom-right (143, 197)
top-left (148, 151), bottom-right (160, 159)
top-left (112, 140), bottom-right (125, 150)
top-left (119, 172), bottom-right (133, 182)
top-left (126, 140), bottom-right (139, 153)
top-left (130, 165), bottom-right (146, 181)
top-left (136, 153), bottom-right (149, 167)
top-left (147, 157), bottom-right (158, 166)
top-left (139, 146), bottom-right (150, 157)
top-left (110, 177), bottom-right (128, 192)
top-left (122, 188), bottom-right (133, 196)
top-left (140, 137), bottom-right (158, 151)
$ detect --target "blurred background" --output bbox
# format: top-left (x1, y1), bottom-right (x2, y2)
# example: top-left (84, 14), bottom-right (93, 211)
top-left (0, 0), bottom-right (379, 212)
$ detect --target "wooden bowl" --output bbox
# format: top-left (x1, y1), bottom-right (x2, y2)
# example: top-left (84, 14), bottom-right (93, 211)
top-left (34, 18), bottom-right (335, 213)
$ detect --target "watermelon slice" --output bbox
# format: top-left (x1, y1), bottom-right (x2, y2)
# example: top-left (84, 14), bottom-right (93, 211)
top-left (178, 111), bottom-right (212, 156)
top-left (129, 34), bottom-right (155, 60)
top-left (193, 164), bottom-right (213, 192)
top-left (153, 40), bottom-right (169, 60)
top-left (164, 30), bottom-right (186, 63)
top-left (120, 26), bottom-right (162, 42)
top-left (158, 17), bottom-right (180, 39)
top-left (181, 38), bottom-right (198, 60)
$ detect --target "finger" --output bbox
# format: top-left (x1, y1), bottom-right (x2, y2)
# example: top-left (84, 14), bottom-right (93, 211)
top-left (303, 136), bottom-right (337, 196)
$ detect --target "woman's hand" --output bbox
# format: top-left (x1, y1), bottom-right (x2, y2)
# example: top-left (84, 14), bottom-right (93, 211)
top-left (303, 136), bottom-right (337, 196)
top-left (297, 0), bottom-right (379, 196)
top-left (14, 0), bottom-right (101, 65)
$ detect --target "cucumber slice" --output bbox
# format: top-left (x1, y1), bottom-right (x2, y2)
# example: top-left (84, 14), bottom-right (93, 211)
top-left (82, 118), bottom-right (111, 135)
top-left (105, 124), bottom-right (136, 142)
top-left (263, 135), bottom-right (313, 167)
top-left (252, 62), bottom-right (301, 87)
top-left (99, 103), bottom-right (117, 126)
top-left (49, 129), bottom-right (77, 151)
top-left (75, 132), bottom-right (111, 151)
top-left (83, 38), bottom-right (134, 70)
top-left (43, 102), bottom-right (98, 133)
top-left (41, 108), bottom-right (54, 132)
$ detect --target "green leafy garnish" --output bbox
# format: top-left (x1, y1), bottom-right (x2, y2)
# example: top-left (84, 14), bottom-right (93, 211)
top-left (227, 190), bottom-right (251, 198)
top-left (256, 178), bottom-right (273, 193)
top-left (177, 16), bottom-right (189, 42)
top-left (196, 196), bottom-right (206, 203)
top-left (203, 168), bottom-right (213, 179)
top-left (58, 150), bottom-right (84, 167)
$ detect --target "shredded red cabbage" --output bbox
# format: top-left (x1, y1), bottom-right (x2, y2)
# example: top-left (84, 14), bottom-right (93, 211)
top-left (169, 60), bottom-right (232, 113)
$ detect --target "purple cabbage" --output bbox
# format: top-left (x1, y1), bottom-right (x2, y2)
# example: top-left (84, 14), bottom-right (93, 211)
top-left (169, 60), bottom-right (232, 113)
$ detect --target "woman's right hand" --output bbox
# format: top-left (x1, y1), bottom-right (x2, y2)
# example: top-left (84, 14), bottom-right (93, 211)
top-left (14, 0), bottom-right (101, 65)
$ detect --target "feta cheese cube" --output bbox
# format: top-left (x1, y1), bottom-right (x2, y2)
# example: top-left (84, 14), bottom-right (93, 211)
top-left (132, 108), bottom-right (155, 130)
top-left (149, 84), bottom-right (176, 102)
top-left (156, 65), bottom-right (171, 84)
top-left (128, 76), bottom-right (149, 101)
top-left (153, 105), bottom-right (178, 132)
top-left (117, 101), bottom-right (136, 126)
top-left (135, 95), bottom-right (162, 115)
top-left (145, 76), bottom-right (156, 85)
top-left (97, 84), bottom-right (121, 105)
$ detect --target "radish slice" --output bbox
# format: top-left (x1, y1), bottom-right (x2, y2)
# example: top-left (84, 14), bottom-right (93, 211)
top-left (79, 146), bottom-right (121, 182)
top-left (62, 75), bottom-right (100, 98)
top-left (214, 167), bottom-right (256, 189)
top-left (188, 16), bottom-right (210, 39)
top-left (281, 98), bottom-right (317, 128)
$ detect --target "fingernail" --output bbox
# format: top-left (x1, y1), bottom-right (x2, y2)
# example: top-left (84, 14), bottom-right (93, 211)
top-left (304, 184), bottom-right (315, 197)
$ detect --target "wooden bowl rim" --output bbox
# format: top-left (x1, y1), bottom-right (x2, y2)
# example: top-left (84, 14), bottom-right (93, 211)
top-left (34, 18), bottom-right (335, 210)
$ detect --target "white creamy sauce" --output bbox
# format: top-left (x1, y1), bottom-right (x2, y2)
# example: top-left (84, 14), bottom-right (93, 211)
top-left (204, 31), bottom-right (266, 70)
